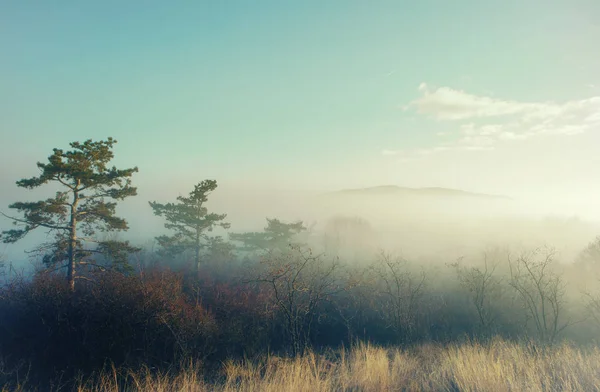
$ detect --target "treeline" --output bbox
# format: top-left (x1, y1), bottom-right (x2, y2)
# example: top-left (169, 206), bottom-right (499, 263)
top-left (1, 138), bottom-right (600, 389)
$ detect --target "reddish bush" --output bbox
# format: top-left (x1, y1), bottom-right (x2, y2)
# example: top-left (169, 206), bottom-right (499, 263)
top-left (0, 267), bottom-right (216, 386)
top-left (200, 279), bottom-right (276, 356)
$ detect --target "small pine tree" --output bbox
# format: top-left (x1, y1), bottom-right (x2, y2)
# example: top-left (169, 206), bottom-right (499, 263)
top-left (229, 218), bottom-right (307, 254)
top-left (149, 180), bottom-right (230, 270)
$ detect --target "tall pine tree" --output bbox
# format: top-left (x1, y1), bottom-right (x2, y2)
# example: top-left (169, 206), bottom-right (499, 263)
top-left (1, 138), bottom-right (139, 291)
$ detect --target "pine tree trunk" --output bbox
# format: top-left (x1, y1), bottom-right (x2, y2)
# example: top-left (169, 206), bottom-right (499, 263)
top-left (67, 212), bottom-right (77, 292)
top-left (67, 187), bottom-right (79, 292)
top-left (195, 232), bottom-right (201, 274)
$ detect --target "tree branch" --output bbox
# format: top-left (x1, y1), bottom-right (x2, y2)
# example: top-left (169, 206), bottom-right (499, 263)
top-left (0, 211), bottom-right (70, 231)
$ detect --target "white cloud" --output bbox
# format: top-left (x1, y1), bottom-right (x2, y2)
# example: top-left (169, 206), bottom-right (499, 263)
top-left (385, 83), bottom-right (600, 157)
top-left (411, 84), bottom-right (600, 128)
top-left (410, 83), bottom-right (554, 121)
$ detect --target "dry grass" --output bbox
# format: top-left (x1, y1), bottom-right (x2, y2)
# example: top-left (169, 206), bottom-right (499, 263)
top-left (8, 339), bottom-right (600, 391)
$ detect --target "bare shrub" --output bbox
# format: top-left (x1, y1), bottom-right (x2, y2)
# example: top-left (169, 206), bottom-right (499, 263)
top-left (252, 245), bottom-right (344, 355)
top-left (448, 252), bottom-right (504, 337)
top-left (508, 247), bottom-right (571, 344)
top-left (368, 251), bottom-right (426, 344)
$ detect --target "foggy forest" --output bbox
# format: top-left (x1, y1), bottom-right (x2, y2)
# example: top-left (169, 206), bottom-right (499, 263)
top-left (2, 138), bottom-right (600, 391)
top-left (2, 1), bottom-right (600, 391)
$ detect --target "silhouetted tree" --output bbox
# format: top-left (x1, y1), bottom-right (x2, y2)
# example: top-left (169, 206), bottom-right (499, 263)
top-left (149, 180), bottom-right (230, 271)
top-left (229, 218), bottom-right (307, 254)
top-left (0, 138), bottom-right (139, 291)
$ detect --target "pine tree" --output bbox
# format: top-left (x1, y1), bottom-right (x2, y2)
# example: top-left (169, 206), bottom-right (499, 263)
top-left (149, 180), bottom-right (230, 270)
top-left (229, 218), bottom-right (307, 253)
top-left (1, 138), bottom-right (139, 291)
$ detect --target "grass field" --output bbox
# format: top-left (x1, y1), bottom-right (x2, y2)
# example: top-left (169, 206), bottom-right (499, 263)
top-left (10, 339), bottom-right (589, 391)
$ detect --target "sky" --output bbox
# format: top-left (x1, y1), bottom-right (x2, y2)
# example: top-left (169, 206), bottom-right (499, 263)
top-left (1, 0), bottom-right (600, 245)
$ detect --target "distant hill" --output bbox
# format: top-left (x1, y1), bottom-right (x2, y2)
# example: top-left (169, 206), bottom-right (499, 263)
top-left (324, 185), bottom-right (512, 200)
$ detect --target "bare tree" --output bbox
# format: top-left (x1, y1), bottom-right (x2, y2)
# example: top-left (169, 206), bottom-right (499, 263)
top-left (448, 252), bottom-right (504, 337)
top-left (508, 247), bottom-right (570, 345)
top-left (369, 250), bottom-right (426, 344)
top-left (251, 245), bottom-right (343, 355)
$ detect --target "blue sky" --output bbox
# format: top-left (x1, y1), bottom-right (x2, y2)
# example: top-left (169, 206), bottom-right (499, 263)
top-left (1, 1), bottom-right (599, 222)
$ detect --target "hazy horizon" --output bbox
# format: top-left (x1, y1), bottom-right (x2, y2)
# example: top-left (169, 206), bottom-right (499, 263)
top-left (2, 1), bottom-right (600, 262)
